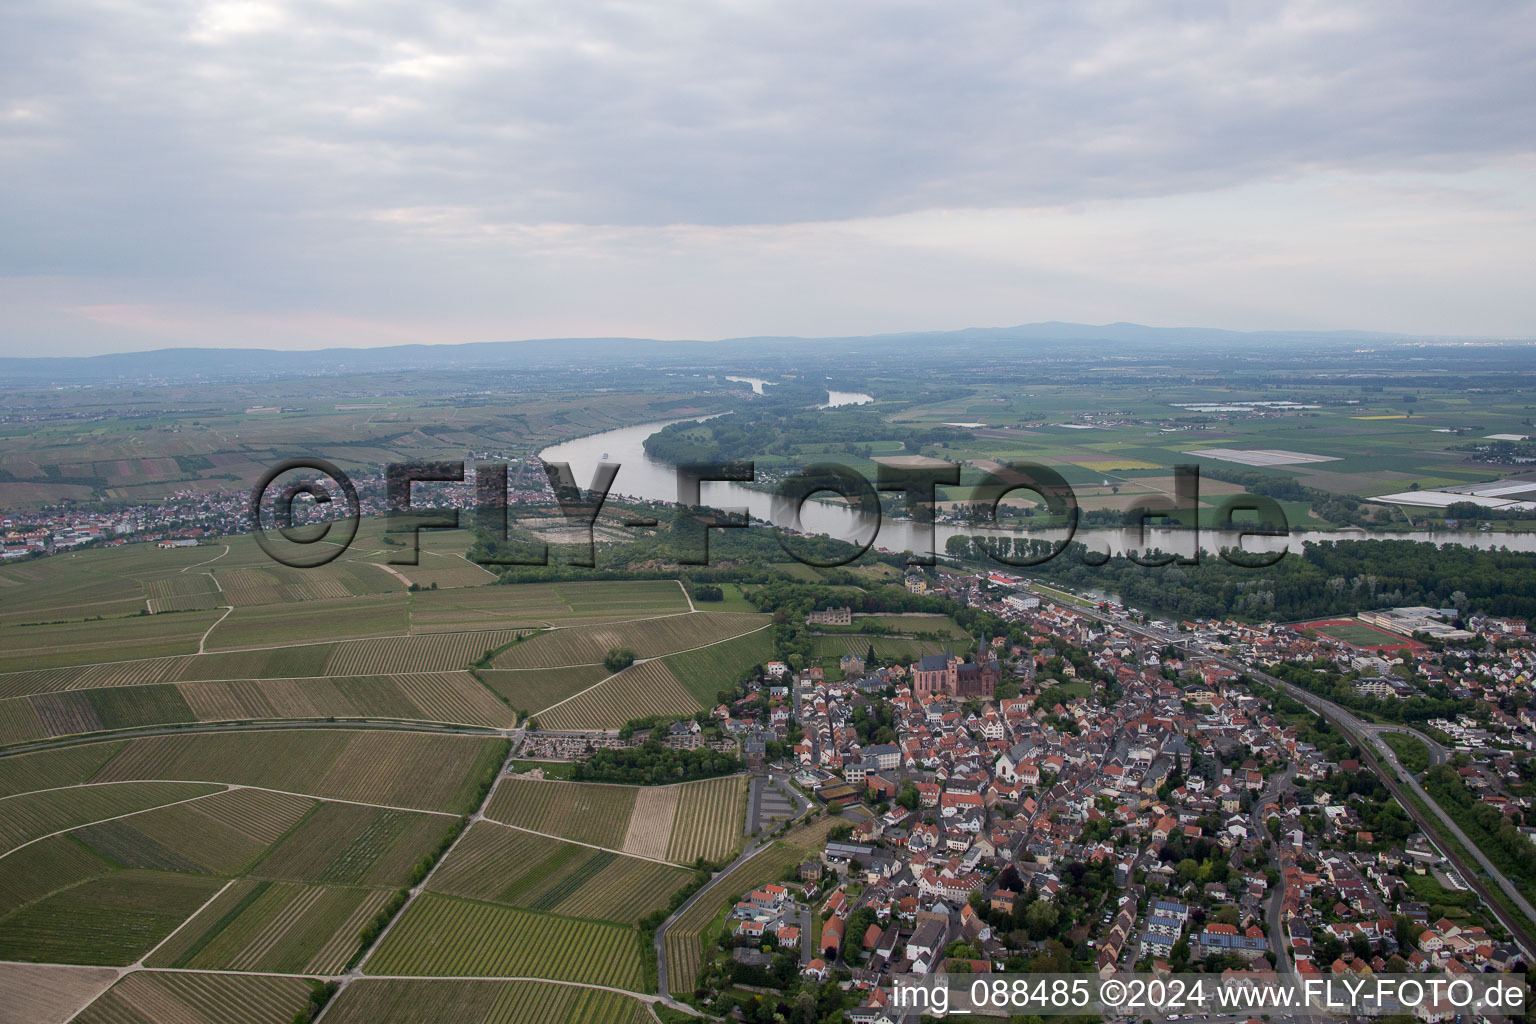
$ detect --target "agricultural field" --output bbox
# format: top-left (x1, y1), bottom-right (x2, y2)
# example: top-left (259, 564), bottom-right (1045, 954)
top-left (251, 802), bottom-right (458, 887)
top-left (202, 594), bottom-right (410, 650)
top-left (0, 656), bottom-right (195, 700)
top-left (174, 671), bottom-right (514, 729)
top-left (146, 879), bottom-right (394, 973)
top-left (74, 970), bottom-right (321, 1024)
top-left (811, 633), bottom-right (945, 665)
top-left (387, 550), bottom-right (498, 591)
top-left (0, 963), bottom-right (120, 1024)
top-left (536, 659), bottom-right (702, 730)
top-left (475, 663), bottom-right (611, 713)
top-left (427, 823), bottom-right (689, 923)
top-left (324, 979), bottom-right (655, 1024)
top-left (363, 892), bottom-right (645, 989)
top-left (145, 573), bottom-right (222, 614)
top-left (664, 775), bottom-right (748, 864)
top-left (658, 626), bottom-right (774, 704)
top-left (0, 611), bottom-right (224, 673)
top-left (323, 629), bottom-right (530, 674)
top-left (86, 730), bottom-right (507, 813)
top-left (483, 775), bottom-right (745, 868)
top-left (0, 869), bottom-right (223, 964)
top-left (484, 777), bottom-right (637, 850)
top-left (847, 612), bottom-right (967, 635)
top-left (171, 644), bottom-right (337, 681)
top-left (0, 780), bottom-right (223, 856)
top-left (409, 579), bottom-right (689, 633)
top-left (0, 741), bottom-right (127, 796)
top-left (0, 684), bottom-right (202, 745)
top-left (664, 814), bottom-right (841, 995)
top-left (0, 834), bottom-right (115, 917)
top-left (490, 611), bottom-right (768, 669)
top-left (209, 561), bottom-right (400, 607)
top-left (0, 555), bottom-right (153, 626)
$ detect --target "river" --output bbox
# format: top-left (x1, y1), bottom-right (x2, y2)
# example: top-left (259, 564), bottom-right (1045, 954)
top-left (540, 417), bottom-right (1536, 561)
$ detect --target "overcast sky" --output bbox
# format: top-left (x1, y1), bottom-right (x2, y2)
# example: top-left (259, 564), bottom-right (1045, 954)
top-left (2, 0), bottom-right (1533, 354)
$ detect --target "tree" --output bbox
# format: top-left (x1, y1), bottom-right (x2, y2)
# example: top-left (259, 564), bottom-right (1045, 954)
top-left (1025, 901), bottom-right (1058, 940)
top-left (603, 647), bottom-right (636, 672)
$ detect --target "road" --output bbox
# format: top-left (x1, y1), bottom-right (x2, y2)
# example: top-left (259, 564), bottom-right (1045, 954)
top-left (1249, 765), bottom-right (1295, 975)
top-left (655, 769), bottom-right (812, 1003)
top-left (1056, 598), bottom-right (1536, 961)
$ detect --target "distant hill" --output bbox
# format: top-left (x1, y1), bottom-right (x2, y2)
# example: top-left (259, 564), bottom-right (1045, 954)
top-left (0, 321), bottom-right (1515, 384)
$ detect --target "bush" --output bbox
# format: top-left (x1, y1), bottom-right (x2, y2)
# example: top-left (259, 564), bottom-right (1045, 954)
top-left (603, 647), bottom-right (637, 672)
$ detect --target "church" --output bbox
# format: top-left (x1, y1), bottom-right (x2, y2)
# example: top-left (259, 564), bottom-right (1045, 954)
top-left (909, 637), bottom-right (1000, 698)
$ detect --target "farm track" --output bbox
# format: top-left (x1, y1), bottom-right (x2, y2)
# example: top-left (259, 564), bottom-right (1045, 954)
top-left (0, 779), bottom-right (460, 820)
top-left (533, 621), bottom-right (772, 717)
top-left (478, 817), bottom-right (688, 869)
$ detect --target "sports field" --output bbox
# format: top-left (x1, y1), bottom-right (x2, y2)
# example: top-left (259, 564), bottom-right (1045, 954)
top-left (1295, 618), bottom-right (1427, 651)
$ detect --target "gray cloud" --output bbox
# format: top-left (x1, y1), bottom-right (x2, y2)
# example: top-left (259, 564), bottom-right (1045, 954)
top-left (0, 0), bottom-right (1532, 349)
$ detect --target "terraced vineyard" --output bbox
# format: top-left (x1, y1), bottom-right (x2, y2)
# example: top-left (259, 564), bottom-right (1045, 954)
top-left (323, 629), bottom-right (530, 674)
top-left (659, 624), bottom-right (775, 703)
top-left (363, 892), bottom-right (645, 988)
top-left (0, 552), bottom-right (769, 1018)
top-left (0, 963), bottom-right (119, 1024)
top-left (0, 656), bottom-right (195, 699)
top-left (211, 563), bottom-right (399, 606)
top-left (145, 574), bottom-right (222, 614)
top-left (325, 979), bottom-right (655, 1024)
top-left (204, 595), bottom-right (411, 650)
top-left (427, 823), bottom-right (688, 923)
top-left (475, 663), bottom-right (611, 713)
top-left (0, 611), bottom-right (225, 673)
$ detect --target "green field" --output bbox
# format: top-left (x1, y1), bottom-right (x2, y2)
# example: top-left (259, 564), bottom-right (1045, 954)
top-left (86, 730), bottom-right (506, 814)
top-left (74, 971), bottom-right (321, 1024)
top-left (490, 611), bottom-right (768, 669)
top-left (484, 777), bottom-right (637, 850)
top-left (250, 802), bottom-right (459, 886)
top-left (0, 612), bottom-right (224, 673)
top-left (364, 893), bottom-right (645, 988)
top-left (0, 869), bottom-right (223, 964)
top-left (0, 780), bottom-right (223, 855)
top-left (147, 878), bottom-right (392, 973)
top-left (324, 978), bottom-right (653, 1024)
top-left (427, 823), bottom-right (689, 923)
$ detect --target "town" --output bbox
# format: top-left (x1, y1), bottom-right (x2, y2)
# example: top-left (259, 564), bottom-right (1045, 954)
top-left (626, 568), bottom-right (1536, 1021)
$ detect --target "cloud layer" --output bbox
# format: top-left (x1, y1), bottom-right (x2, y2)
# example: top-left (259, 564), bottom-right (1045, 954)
top-left (2, 0), bottom-right (1533, 351)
